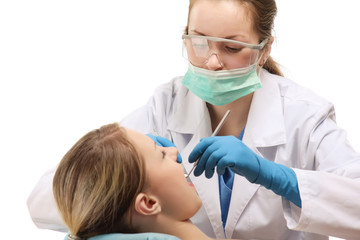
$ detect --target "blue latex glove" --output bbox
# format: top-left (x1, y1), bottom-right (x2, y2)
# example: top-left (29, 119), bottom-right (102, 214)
top-left (146, 134), bottom-right (182, 163)
top-left (189, 136), bottom-right (302, 208)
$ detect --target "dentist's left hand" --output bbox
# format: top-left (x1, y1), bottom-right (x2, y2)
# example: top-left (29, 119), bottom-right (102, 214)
top-left (146, 134), bottom-right (182, 163)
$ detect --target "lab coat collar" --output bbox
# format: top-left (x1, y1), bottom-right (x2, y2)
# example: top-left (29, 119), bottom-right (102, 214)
top-left (167, 83), bottom-right (210, 135)
top-left (243, 69), bottom-right (287, 147)
top-left (168, 69), bottom-right (287, 148)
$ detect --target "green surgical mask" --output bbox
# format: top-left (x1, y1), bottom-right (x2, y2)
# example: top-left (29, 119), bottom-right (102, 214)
top-left (182, 63), bottom-right (262, 106)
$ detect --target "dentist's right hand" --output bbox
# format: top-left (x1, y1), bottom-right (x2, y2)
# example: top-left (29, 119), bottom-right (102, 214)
top-left (189, 135), bottom-right (302, 208)
top-left (189, 135), bottom-right (260, 181)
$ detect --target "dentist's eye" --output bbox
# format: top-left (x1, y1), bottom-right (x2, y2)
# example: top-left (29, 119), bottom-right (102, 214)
top-left (162, 150), bottom-right (166, 158)
top-left (225, 46), bottom-right (243, 53)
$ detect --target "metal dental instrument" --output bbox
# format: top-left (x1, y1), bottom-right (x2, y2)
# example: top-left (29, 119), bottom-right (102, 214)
top-left (184, 110), bottom-right (231, 178)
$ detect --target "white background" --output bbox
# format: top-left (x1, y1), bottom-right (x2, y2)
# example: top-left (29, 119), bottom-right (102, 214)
top-left (0, 0), bottom-right (358, 239)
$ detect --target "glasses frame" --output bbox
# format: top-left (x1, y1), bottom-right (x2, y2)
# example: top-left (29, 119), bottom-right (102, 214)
top-left (182, 34), bottom-right (268, 50)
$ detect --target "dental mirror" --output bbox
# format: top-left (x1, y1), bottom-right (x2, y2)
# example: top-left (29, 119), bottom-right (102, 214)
top-left (184, 109), bottom-right (231, 178)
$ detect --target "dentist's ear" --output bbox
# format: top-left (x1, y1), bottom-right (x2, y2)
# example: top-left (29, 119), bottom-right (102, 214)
top-left (134, 193), bottom-right (162, 216)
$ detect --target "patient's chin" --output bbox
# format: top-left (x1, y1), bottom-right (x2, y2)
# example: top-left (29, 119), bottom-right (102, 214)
top-left (193, 198), bottom-right (202, 216)
top-left (185, 198), bottom-right (202, 220)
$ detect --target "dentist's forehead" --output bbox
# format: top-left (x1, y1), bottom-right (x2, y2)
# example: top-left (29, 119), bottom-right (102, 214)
top-left (188, 0), bottom-right (255, 41)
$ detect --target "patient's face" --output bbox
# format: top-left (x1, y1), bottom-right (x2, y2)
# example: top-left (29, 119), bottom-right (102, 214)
top-left (126, 128), bottom-right (202, 220)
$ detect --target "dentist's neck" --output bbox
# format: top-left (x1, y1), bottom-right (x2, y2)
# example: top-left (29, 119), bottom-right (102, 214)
top-left (207, 92), bottom-right (253, 137)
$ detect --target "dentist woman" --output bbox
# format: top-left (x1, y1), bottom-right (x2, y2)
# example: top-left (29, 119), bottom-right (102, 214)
top-left (28, 0), bottom-right (360, 239)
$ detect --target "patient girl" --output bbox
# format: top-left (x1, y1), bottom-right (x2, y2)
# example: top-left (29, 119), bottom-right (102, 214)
top-left (53, 123), bottom-right (218, 240)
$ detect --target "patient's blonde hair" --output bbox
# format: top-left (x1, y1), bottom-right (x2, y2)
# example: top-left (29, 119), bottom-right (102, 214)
top-left (53, 123), bottom-right (145, 239)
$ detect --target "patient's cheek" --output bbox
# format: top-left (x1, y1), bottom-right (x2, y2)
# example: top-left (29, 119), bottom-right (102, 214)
top-left (146, 164), bottom-right (201, 220)
top-left (155, 185), bottom-right (199, 220)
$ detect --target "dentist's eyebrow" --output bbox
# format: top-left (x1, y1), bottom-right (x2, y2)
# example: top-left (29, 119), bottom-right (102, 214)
top-left (191, 29), bottom-right (205, 36)
top-left (154, 141), bottom-right (157, 150)
top-left (191, 29), bottom-right (246, 40)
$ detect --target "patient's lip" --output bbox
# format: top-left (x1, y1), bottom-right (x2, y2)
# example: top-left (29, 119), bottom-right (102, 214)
top-left (188, 182), bottom-right (194, 187)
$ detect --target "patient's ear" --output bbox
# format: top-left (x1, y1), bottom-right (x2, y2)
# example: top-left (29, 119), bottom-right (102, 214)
top-left (134, 193), bottom-right (161, 216)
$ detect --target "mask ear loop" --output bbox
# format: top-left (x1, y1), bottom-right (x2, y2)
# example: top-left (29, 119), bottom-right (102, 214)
top-left (257, 49), bottom-right (267, 68)
top-left (258, 39), bottom-right (271, 68)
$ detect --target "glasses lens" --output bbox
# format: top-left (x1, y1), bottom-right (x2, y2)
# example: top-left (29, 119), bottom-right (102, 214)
top-left (183, 36), bottom-right (262, 69)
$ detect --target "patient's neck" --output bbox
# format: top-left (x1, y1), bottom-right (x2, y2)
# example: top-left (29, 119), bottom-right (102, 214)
top-left (136, 215), bottom-right (213, 240)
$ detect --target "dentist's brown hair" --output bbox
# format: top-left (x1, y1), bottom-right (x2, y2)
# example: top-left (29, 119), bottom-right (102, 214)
top-left (186, 0), bottom-right (283, 76)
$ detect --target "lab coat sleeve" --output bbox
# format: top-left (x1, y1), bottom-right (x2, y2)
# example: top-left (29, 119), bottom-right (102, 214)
top-left (282, 105), bottom-right (360, 239)
top-left (284, 168), bottom-right (360, 239)
top-left (27, 168), bottom-right (68, 232)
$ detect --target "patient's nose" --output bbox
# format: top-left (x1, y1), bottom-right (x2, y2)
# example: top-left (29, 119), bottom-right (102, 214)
top-left (167, 147), bottom-right (179, 162)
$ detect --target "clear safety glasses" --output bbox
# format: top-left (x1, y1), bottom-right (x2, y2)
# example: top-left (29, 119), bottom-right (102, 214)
top-left (182, 34), bottom-right (268, 69)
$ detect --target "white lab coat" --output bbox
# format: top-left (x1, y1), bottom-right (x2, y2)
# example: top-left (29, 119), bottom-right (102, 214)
top-left (27, 70), bottom-right (360, 239)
